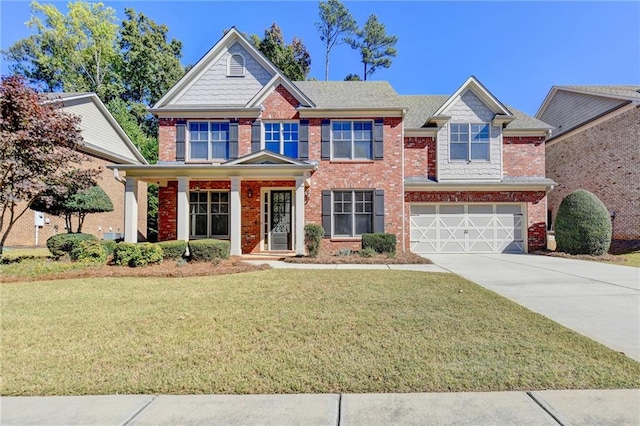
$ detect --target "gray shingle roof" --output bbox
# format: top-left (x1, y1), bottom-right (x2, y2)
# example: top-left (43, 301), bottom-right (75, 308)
top-left (558, 85), bottom-right (640, 100)
top-left (399, 95), bottom-right (551, 130)
top-left (293, 81), bottom-right (404, 109)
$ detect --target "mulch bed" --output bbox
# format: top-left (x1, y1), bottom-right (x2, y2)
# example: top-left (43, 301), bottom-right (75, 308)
top-left (532, 239), bottom-right (640, 264)
top-left (1, 257), bottom-right (270, 283)
top-left (284, 251), bottom-right (432, 264)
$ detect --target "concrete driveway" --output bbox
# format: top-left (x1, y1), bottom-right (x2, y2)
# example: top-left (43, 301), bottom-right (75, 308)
top-left (426, 253), bottom-right (640, 362)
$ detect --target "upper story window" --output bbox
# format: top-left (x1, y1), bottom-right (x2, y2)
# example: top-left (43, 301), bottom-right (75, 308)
top-left (264, 122), bottom-right (299, 158)
top-left (189, 121), bottom-right (229, 160)
top-left (332, 121), bottom-right (373, 160)
top-left (450, 123), bottom-right (490, 161)
top-left (227, 54), bottom-right (245, 77)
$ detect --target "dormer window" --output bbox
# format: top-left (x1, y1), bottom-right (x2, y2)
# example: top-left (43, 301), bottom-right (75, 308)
top-left (450, 123), bottom-right (489, 161)
top-left (227, 53), bottom-right (245, 77)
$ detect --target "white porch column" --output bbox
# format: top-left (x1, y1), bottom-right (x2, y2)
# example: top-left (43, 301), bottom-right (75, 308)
top-left (177, 177), bottom-right (190, 241)
top-left (295, 176), bottom-right (306, 255)
top-left (230, 176), bottom-right (242, 256)
top-left (124, 177), bottom-right (139, 243)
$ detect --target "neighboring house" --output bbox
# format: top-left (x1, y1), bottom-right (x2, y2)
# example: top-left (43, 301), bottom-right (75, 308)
top-left (6, 93), bottom-right (148, 247)
top-left (113, 28), bottom-right (554, 255)
top-left (536, 86), bottom-right (640, 239)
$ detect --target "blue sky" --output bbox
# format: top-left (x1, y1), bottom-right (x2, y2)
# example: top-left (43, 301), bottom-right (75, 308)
top-left (1, 1), bottom-right (639, 115)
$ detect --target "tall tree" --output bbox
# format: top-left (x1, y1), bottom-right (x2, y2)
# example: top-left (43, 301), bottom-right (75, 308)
top-left (348, 15), bottom-right (398, 81)
top-left (252, 23), bottom-right (311, 81)
top-left (0, 76), bottom-right (98, 258)
top-left (5, 1), bottom-right (121, 101)
top-left (344, 73), bottom-right (361, 81)
top-left (316, 0), bottom-right (357, 81)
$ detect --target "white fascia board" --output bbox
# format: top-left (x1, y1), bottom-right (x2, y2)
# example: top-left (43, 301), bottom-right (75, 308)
top-left (298, 108), bottom-right (404, 118)
top-left (151, 108), bottom-right (262, 119)
top-left (246, 75), bottom-right (315, 108)
top-left (434, 76), bottom-right (512, 117)
top-left (107, 163), bottom-right (316, 180)
top-left (404, 182), bottom-right (554, 192)
top-left (404, 128), bottom-right (437, 137)
top-left (503, 129), bottom-right (550, 137)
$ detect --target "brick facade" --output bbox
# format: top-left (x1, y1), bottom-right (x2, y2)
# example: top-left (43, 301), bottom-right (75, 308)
top-left (404, 136), bottom-right (436, 179)
top-left (503, 136), bottom-right (546, 177)
top-left (546, 107), bottom-right (639, 239)
top-left (6, 153), bottom-right (147, 247)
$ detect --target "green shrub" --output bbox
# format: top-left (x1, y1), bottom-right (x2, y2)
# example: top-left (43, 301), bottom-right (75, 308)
top-left (359, 246), bottom-right (377, 258)
top-left (157, 240), bottom-right (188, 260)
top-left (336, 248), bottom-right (352, 257)
top-left (47, 233), bottom-right (97, 259)
top-left (70, 240), bottom-right (107, 264)
top-left (100, 240), bottom-right (117, 256)
top-left (113, 242), bottom-right (163, 267)
top-left (304, 223), bottom-right (324, 258)
top-left (362, 233), bottom-right (397, 255)
top-left (189, 239), bottom-right (230, 262)
top-left (555, 189), bottom-right (612, 255)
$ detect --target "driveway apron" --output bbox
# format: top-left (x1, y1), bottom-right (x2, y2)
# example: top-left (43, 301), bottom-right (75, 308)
top-left (426, 254), bottom-right (640, 362)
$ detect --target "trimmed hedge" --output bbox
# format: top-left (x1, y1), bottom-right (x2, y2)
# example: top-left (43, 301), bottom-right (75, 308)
top-left (157, 240), bottom-right (188, 260)
top-left (47, 233), bottom-right (97, 259)
top-left (70, 240), bottom-right (107, 264)
top-left (555, 189), bottom-right (612, 255)
top-left (304, 223), bottom-right (324, 258)
top-left (361, 233), bottom-right (396, 255)
top-left (188, 239), bottom-right (230, 262)
top-left (113, 242), bottom-right (163, 267)
top-left (100, 240), bottom-right (117, 256)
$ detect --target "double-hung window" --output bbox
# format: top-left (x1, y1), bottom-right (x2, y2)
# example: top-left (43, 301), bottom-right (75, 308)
top-left (264, 122), bottom-right (299, 158)
top-left (189, 191), bottom-right (229, 238)
top-left (332, 121), bottom-right (373, 160)
top-left (333, 190), bottom-right (373, 237)
top-left (450, 123), bottom-right (490, 161)
top-left (189, 122), bottom-right (230, 160)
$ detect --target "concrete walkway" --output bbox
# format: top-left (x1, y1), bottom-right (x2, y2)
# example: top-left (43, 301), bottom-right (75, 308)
top-left (427, 254), bottom-right (640, 362)
top-left (2, 389), bottom-right (639, 425)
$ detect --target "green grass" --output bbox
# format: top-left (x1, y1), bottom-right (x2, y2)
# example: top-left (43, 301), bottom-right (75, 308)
top-left (0, 256), bottom-right (93, 278)
top-left (1, 247), bottom-right (51, 259)
top-left (622, 252), bottom-right (640, 268)
top-left (2, 270), bottom-right (639, 396)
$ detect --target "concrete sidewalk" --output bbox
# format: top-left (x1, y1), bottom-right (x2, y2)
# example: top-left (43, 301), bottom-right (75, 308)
top-left (2, 389), bottom-right (639, 425)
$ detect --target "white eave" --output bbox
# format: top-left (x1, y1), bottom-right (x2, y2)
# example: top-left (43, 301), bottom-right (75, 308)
top-left (298, 107), bottom-right (405, 118)
top-left (149, 106), bottom-right (262, 118)
top-left (404, 178), bottom-right (556, 192)
top-left (433, 76), bottom-right (513, 117)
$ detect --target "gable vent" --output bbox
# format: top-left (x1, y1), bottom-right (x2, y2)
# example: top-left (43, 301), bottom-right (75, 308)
top-left (228, 54), bottom-right (245, 77)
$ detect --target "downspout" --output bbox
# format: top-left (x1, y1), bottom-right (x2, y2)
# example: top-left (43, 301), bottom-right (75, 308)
top-left (401, 109), bottom-right (406, 252)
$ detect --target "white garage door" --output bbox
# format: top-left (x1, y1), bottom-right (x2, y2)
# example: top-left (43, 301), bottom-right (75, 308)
top-left (410, 204), bottom-right (524, 253)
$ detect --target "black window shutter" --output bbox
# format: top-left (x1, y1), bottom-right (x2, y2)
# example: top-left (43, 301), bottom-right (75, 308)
top-left (251, 120), bottom-right (261, 152)
top-left (321, 120), bottom-right (330, 159)
top-left (374, 189), bottom-right (385, 233)
top-left (229, 121), bottom-right (239, 159)
top-left (175, 121), bottom-right (186, 162)
top-left (321, 190), bottom-right (332, 237)
top-left (373, 119), bottom-right (384, 160)
top-left (298, 119), bottom-right (309, 160)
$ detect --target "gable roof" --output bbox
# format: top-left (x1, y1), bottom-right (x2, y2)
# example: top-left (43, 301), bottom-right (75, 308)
top-left (432, 76), bottom-right (512, 117)
top-left (152, 27), bottom-right (314, 111)
top-left (294, 81), bottom-right (404, 110)
top-left (224, 149), bottom-right (311, 166)
top-left (44, 92), bottom-right (147, 165)
top-left (536, 85), bottom-right (640, 118)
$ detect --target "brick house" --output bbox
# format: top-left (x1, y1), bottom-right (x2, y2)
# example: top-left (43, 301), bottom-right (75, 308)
top-left (536, 86), bottom-right (640, 239)
top-left (114, 28), bottom-right (554, 255)
top-left (5, 93), bottom-right (148, 247)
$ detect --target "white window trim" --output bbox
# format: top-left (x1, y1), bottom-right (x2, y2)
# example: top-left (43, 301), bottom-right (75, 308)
top-left (331, 189), bottom-right (374, 238)
top-left (187, 120), bottom-right (230, 161)
top-left (262, 120), bottom-right (300, 156)
top-left (330, 120), bottom-right (374, 160)
top-left (227, 52), bottom-right (246, 77)
top-left (189, 190), bottom-right (231, 239)
top-left (448, 122), bottom-right (491, 162)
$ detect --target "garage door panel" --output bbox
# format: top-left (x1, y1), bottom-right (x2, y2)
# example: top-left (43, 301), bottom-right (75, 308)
top-left (410, 204), bottom-right (524, 254)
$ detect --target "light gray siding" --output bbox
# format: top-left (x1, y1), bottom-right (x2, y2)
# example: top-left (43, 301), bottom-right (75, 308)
top-left (62, 98), bottom-right (140, 164)
top-left (437, 90), bottom-right (502, 181)
top-left (540, 90), bottom-right (626, 137)
top-left (175, 43), bottom-right (274, 106)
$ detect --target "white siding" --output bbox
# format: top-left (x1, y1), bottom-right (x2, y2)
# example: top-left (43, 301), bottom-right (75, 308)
top-left (62, 98), bottom-right (140, 164)
top-left (540, 90), bottom-right (626, 137)
top-left (437, 90), bottom-right (502, 181)
top-left (175, 43), bottom-right (274, 106)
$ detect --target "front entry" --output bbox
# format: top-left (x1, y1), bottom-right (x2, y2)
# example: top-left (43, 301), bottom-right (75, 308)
top-left (270, 190), bottom-right (292, 250)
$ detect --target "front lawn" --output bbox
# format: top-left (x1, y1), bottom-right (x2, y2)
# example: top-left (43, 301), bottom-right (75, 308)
top-left (2, 270), bottom-right (639, 396)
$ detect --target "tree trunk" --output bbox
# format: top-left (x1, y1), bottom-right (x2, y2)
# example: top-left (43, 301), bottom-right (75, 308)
top-left (77, 213), bottom-right (85, 233)
top-left (325, 48), bottom-right (329, 81)
top-left (363, 62), bottom-right (368, 81)
top-left (65, 213), bottom-right (73, 233)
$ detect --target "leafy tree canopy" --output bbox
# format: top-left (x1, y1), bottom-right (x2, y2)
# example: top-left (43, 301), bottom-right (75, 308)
top-left (348, 14), bottom-right (398, 81)
top-left (344, 73), bottom-right (361, 81)
top-left (316, 0), bottom-right (357, 80)
top-left (251, 23), bottom-right (311, 81)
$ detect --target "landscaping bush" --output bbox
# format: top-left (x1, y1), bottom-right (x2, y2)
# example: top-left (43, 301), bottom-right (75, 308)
top-left (358, 246), bottom-right (377, 258)
top-left (188, 239), bottom-right (230, 262)
top-left (336, 248), bottom-right (352, 256)
top-left (46, 233), bottom-right (97, 259)
top-left (113, 243), bottom-right (163, 267)
top-left (157, 240), bottom-right (188, 260)
top-left (362, 233), bottom-right (397, 255)
top-left (304, 223), bottom-right (324, 258)
top-left (555, 189), bottom-right (612, 255)
top-left (100, 240), bottom-right (117, 256)
top-left (70, 240), bottom-right (107, 264)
